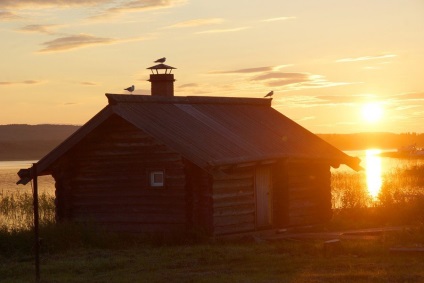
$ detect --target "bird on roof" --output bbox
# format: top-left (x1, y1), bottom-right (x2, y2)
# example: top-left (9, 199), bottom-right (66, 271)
top-left (264, 90), bottom-right (273, 98)
top-left (124, 85), bottom-right (134, 94)
top-left (154, 57), bottom-right (166, 64)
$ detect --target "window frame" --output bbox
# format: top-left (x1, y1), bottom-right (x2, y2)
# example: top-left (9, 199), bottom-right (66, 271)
top-left (149, 170), bottom-right (165, 188)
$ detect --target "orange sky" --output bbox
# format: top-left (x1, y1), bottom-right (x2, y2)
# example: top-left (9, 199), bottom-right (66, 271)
top-left (1, 0), bottom-right (423, 133)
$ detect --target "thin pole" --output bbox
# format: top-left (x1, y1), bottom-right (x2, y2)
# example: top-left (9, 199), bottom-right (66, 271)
top-left (32, 163), bottom-right (40, 282)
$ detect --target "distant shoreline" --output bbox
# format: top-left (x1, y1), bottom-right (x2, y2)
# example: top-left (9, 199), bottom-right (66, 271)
top-left (2, 125), bottom-right (424, 162)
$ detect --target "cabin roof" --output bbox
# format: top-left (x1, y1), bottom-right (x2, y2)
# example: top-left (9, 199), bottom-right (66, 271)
top-left (31, 94), bottom-right (361, 177)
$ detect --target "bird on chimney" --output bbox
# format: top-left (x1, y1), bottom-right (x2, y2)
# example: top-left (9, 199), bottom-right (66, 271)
top-left (154, 57), bottom-right (166, 64)
top-left (264, 90), bottom-right (273, 98)
top-left (124, 85), bottom-right (134, 94)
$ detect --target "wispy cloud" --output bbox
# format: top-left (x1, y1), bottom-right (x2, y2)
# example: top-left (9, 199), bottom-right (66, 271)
top-left (38, 34), bottom-right (115, 52)
top-left (63, 102), bottom-right (79, 106)
top-left (0, 0), bottom-right (187, 20)
top-left (252, 72), bottom-right (309, 84)
top-left (251, 72), bottom-right (350, 90)
top-left (94, 0), bottom-right (187, 18)
top-left (178, 83), bottom-right (199, 88)
top-left (37, 33), bottom-right (148, 52)
top-left (0, 10), bottom-right (19, 20)
top-left (297, 116), bottom-right (315, 121)
top-left (0, 0), bottom-right (108, 9)
top-left (165, 18), bottom-right (224, 29)
top-left (79, 81), bottom-right (98, 86)
top-left (336, 54), bottom-right (396, 63)
top-left (392, 92), bottom-right (424, 100)
top-left (209, 66), bottom-right (274, 74)
top-left (19, 24), bottom-right (60, 34)
top-left (208, 65), bottom-right (292, 75)
top-left (196, 27), bottom-right (250, 34)
top-left (0, 80), bottom-right (44, 85)
top-left (261, 16), bottom-right (296, 22)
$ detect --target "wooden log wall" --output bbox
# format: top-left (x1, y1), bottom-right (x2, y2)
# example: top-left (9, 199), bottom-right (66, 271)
top-left (271, 161), bottom-right (289, 228)
top-left (285, 161), bottom-right (332, 226)
top-left (211, 166), bottom-right (256, 235)
top-left (52, 115), bottom-right (188, 233)
top-left (184, 161), bottom-right (213, 234)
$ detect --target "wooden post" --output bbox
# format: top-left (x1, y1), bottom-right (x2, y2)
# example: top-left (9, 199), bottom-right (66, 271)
top-left (32, 163), bottom-right (40, 282)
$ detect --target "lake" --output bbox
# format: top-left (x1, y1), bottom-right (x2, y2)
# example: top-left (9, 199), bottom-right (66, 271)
top-left (0, 160), bottom-right (55, 196)
top-left (1, 150), bottom-right (424, 199)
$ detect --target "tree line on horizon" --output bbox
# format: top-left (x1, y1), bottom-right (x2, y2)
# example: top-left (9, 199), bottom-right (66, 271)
top-left (0, 124), bottom-right (423, 160)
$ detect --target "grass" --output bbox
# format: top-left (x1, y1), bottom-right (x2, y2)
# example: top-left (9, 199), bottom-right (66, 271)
top-left (1, 229), bottom-right (424, 283)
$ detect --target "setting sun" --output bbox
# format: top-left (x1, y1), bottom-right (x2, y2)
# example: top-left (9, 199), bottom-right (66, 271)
top-left (362, 103), bottom-right (383, 123)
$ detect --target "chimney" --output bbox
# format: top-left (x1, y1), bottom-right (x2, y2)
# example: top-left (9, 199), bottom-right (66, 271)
top-left (147, 63), bottom-right (176, 97)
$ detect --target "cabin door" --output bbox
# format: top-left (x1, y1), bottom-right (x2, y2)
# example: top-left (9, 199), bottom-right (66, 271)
top-left (255, 165), bottom-right (273, 228)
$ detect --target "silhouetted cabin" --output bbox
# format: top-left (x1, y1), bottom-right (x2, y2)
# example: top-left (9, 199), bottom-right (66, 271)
top-left (18, 64), bottom-right (360, 236)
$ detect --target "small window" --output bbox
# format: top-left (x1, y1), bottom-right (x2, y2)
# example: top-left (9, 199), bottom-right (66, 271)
top-left (150, 171), bottom-right (164, 187)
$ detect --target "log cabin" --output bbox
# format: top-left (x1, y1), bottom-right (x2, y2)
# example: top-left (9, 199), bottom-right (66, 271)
top-left (18, 63), bottom-right (361, 236)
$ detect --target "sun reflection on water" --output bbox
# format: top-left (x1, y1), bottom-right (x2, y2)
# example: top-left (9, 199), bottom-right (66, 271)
top-left (365, 149), bottom-right (382, 199)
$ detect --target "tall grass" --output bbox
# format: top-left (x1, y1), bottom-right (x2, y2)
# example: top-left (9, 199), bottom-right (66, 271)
top-left (0, 191), bottom-right (55, 231)
top-left (331, 164), bottom-right (424, 229)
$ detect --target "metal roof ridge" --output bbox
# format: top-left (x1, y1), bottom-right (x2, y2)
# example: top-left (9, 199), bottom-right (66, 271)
top-left (105, 93), bottom-right (272, 106)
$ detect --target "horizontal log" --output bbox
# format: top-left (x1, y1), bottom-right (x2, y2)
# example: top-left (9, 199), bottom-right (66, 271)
top-left (213, 212), bottom-right (255, 227)
top-left (76, 221), bottom-right (186, 234)
top-left (213, 179), bottom-right (254, 190)
top-left (213, 188), bottom-right (254, 200)
top-left (72, 188), bottom-right (186, 198)
top-left (71, 197), bottom-right (186, 208)
top-left (72, 212), bottom-right (187, 224)
top-left (213, 204), bottom-right (255, 217)
top-left (73, 204), bottom-right (185, 214)
top-left (213, 222), bottom-right (255, 235)
top-left (212, 171), bottom-right (254, 182)
top-left (213, 194), bottom-right (254, 204)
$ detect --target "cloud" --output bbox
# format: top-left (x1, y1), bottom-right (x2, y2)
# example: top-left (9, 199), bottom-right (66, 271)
top-left (19, 24), bottom-right (60, 34)
top-left (37, 33), bottom-right (148, 52)
top-left (336, 54), bottom-right (396, 63)
top-left (196, 27), bottom-right (250, 34)
top-left (0, 1), bottom-right (187, 20)
top-left (261, 16), bottom-right (296, 22)
top-left (0, 0), bottom-right (108, 9)
top-left (178, 83), bottom-right (199, 88)
top-left (38, 34), bottom-right (115, 52)
top-left (209, 66), bottom-right (274, 74)
top-left (0, 10), bottom-right (19, 20)
top-left (0, 80), bottom-right (44, 85)
top-left (165, 18), bottom-right (224, 29)
top-left (252, 71), bottom-right (353, 90)
top-left (297, 116), bottom-right (315, 121)
top-left (96, 0), bottom-right (187, 18)
top-left (252, 72), bottom-right (309, 84)
top-left (80, 81), bottom-right (98, 86)
top-left (392, 92), bottom-right (424, 101)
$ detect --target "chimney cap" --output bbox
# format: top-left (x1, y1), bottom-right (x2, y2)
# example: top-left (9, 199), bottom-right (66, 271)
top-left (147, 63), bottom-right (176, 70)
top-left (147, 63), bottom-right (176, 74)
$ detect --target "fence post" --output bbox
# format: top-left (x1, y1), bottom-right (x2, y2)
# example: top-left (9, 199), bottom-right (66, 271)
top-left (32, 163), bottom-right (40, 282)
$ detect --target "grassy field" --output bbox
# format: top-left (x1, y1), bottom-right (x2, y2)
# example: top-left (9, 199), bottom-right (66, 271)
top-left (1, 226), bottom-right (424, 283)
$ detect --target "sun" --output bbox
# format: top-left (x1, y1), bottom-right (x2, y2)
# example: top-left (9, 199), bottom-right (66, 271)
top-left (362, 102), bottom-right (383, 123)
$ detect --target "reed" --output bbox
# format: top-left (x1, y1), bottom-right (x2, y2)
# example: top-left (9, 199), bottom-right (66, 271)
top-left (0, 191), bottom-right (55, 231)
top-left (331, 164), bottom-right (424, 229)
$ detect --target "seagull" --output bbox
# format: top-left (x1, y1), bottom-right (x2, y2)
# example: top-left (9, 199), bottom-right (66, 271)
top-left (154, 57), bottom-right (166, 64)
top-left (124, 85), bottom-right (134, 94)
top-left (264, 90), bottom-right (273, 98)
